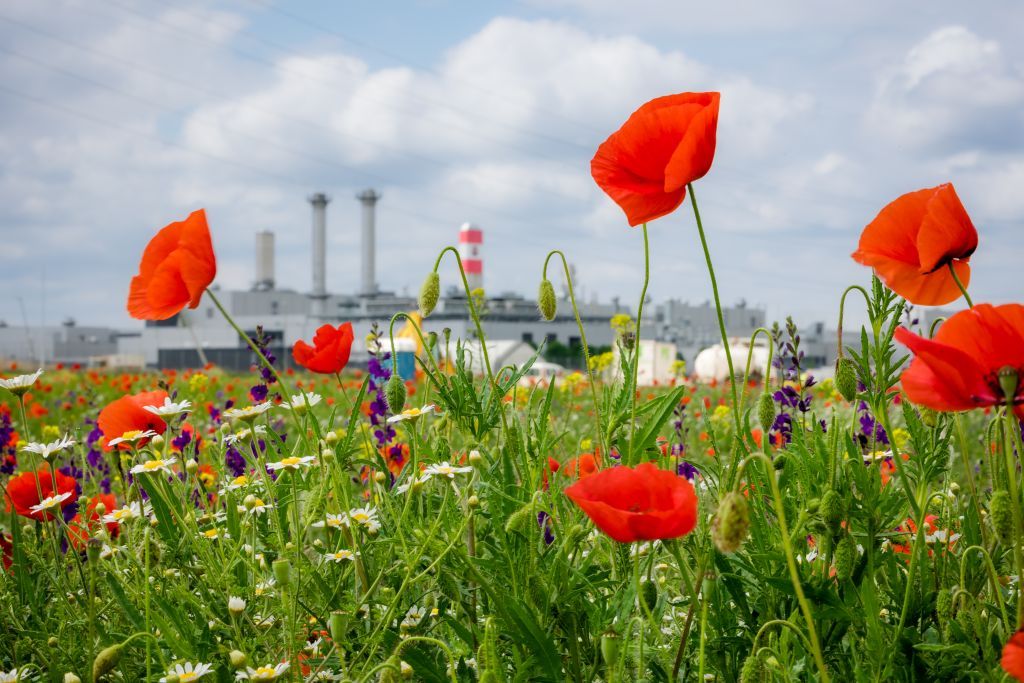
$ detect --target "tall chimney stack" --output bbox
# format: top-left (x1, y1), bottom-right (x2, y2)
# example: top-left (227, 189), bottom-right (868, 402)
top-left (309, 192), bottom-right (330, 316)
top-left (458, 222), bottom-right (483, 293)
top-left (357, 189), bottom-right (380, 296)
top-left (254, 231), bottom-right (275, 291)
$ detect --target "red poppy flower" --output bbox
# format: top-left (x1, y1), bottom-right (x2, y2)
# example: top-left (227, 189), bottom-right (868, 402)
top-left (852, 184), bottom-right (977, 306)
top-left (591, 92), bottom-right (720, 227)
top-left (562, 452), bottom-right (600, 479)
top-left (67, 494), bottom-right (120, 550)
top-left (1004, 630), bottom-right (1024, 681)
top-left (4, 468), bottom-right (78, 521)
top-left (128, 209), bottom-right (217, 320)
top-left (894, 304), bottom-right (1024, 419)
top-left (293, 323), bottom-right (355, 375)
top-left (565, 462), bottom-right (698, 543)
top-left (97, 390), bottom-right (169, 451)
top-left (0, 534), bottom-right (11, 572)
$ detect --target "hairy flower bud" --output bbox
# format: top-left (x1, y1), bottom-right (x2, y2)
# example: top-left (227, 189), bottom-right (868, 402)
top-left (991, 490), bottom-right (1015, 546)
top-left (935, 588), bottom-right (953, 631)
top-left (835, 356), bottom-right (857, 402)
top-left (757, 392), bottom-right (775, 434)
top-left (820, 489), bottom-right (845, 534)
top-left (419, 271), bottom-right (441, 317)
top-left (739, 653), bottom-right (762, 683)
top-left (504, 501), bottom-right (535, 536)
top-left (538, 279), bottom-right (557, 321)
top-left (712, 492), bottom-right (750, 554)
top-left (385, 374), bottom-right (407, 414)
top-left (833, 533), bottom-right (856, 582)
top-left (641, 580), bottom-right (658, 612)
top-left (92, 642), bottom-right (125, 681)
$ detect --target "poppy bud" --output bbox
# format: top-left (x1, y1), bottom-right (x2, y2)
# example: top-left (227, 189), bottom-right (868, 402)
top-left (426, 331), bottom-right (438, 354)
top-left (757, 392), bottom-right (775, 433)
top-left (773, 453), bottom-right (786, 470)
top-left (712, 492), bottom-right (750, 554)
top-left (272, 558), bottom-right (292, 586)
top-left (600, 630), bottom-right (621, 670)
top-left (919, 407), bottom-right (938, 427)
top-left (229, 650), bottom-right (247, 669)
top-left (739, 653), bottom-right (762, 683)
top-left (538, 279), bottom-right (557, 321)
top-left (833, 533), bottom-right (856, 582)
top-left (820, 490), bottom-right (845, 534)
top-left (385, 374), bottom-right (406, 414)
top-left (935, 588), bottom-right (953, 631)
top-left (504, 502), bottom-right (534, 535)
top-left (990, 490), bottom-right (1015, 545)
top-left (835, 357), bottom-right (857, 402)
top-left (419, 271), bottom-right (441, 317)
top-left (641, 580), bottom-right (658, 612)
top-left (92, 642), bottom-right (125, 681)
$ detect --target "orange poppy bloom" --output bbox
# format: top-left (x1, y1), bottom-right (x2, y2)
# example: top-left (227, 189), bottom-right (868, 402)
top-left (128, 209), bottom-right (217, 320)
top-left (852, 184), bottom-right (976, 306)
top-left (293, 323), bottom-right (355, 375)
top-left (1003, 630), bottom-right (1024, 681)
top-left (97, 390), bottom-right (169, 451)
top-left (895, 304), bottom-right (1024, 419)
top-left (591, 92), bottom-right (720, 227)
top-left (562, 452), bottom-right (600, 479)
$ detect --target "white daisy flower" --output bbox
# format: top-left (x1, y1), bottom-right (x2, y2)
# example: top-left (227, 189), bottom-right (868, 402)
top-left (100, 544), bottom-right (120, 560)
top-left (0, 667), bottom-right (24, 682)
top-left (200, 528), bottom-right (229, 541)
top-left (0, 368), bottom-right (42, 395)
top-left (130, 457), bottom-right (177, 475)
top-left (29, 492), bottom-right (73, 515)
top-left (312, 513), bottom-right (347, 530)
top-left (239, 497), bottom-right (274, 516)
top-left (386, 404), bottom-right (440, 423)
top-left (160, 661), bottom-right (214, 682)
top-left (279, 392), bottom-right (323, 413)
top-left (235, 662), bottom-right (289, 681)
top-left (102, 501), bottom-right (151, 524)
top-left (266, 456), bottom-right (316, 471)
top-left (250, 614), bottom-right (276, 629)
top-left (401, 605), bottom-right (426, 629)
top-left (324, 549), bottom-right (358, 563)
top-left (144, 397), bottom-right (193, 418)
top-left (223, 402), bottom-right (273, 423)
top-left (394, 476), bottom-right (426, 495)
top-left (422, 461), bottom-right (473, 480)
top-left (346, 506), bottom-right (381, 533)
top-left (223, 426), bottom-right (267, 446)
top-left (219, 474), bottom-right (259, 494)
top-left (21, 435), bottom-right (76, 459)
top-left (109, 429), bottom-right (160, 448)
top-left (254, 579), bottom-right (276, 597)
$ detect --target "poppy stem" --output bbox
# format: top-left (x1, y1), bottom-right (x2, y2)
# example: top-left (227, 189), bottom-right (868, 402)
top-left (1003, 409), bottom-right (1024, 627)
top-left (627, 225), bottom-right (651, 464)
top-left (687, 184), bottom-right (747, 480)
top-left (947, 262), bottom-right (973, 308)
top-left (836, 285), bottom-right (871, 356)
top-left (543, 250), bottom-right (608, 459)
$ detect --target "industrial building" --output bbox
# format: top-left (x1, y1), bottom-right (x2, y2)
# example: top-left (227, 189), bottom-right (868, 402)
top-left (2, 189), bottom-right (774, 373)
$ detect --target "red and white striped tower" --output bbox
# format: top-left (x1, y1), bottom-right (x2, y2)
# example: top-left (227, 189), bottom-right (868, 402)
top-left (458, 222), bottom-right (483, 293)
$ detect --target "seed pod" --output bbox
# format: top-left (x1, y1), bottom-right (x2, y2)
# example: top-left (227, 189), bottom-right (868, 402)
top-left (833, 533), bottom-right (856, 582)
top-left (835, 357), bottom-right (858, 402)
top-left (418, 271), bottom-right (441, 317)
top-left (757, 392), bottom-right (776, 434)
top-left (538, 279), bottom-right (557, 321)
top-left (991, 490), bottom-right (1015, 546)
top-left (92, 643), bottom-right (125, 682)
top-left (712, 491), bottom-right (750, 554)
top-left (328, 611), bottom-right (348, 645)
top-left (272, 558), bottom-right (292, 587)
top-left (385, 374), bottom-right (407, 414)
top-left (600, 630), bottom-right (621, 670)
top-left (820, 489), bottom-right (845, 534)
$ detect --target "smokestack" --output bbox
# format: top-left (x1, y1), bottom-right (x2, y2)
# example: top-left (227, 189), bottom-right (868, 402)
top-left (357, 189), bottom-right (380, 296)
top-left (254, 231), bottom-right (275, 291)
top-left (458, 222), bottom-right (483, 293)
top-left (309, 192), bottom-right (330, 316)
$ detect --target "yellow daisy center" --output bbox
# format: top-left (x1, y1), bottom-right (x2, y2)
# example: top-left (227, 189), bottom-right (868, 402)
top-left (141, 460), bottom-right (165, 471)
top-left (280, 457), bottom-right (302, 467)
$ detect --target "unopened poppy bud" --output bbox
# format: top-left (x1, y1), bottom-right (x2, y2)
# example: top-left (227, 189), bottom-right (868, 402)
top-left (739, 653), bottom-right (761, 683)
top-left (640, 580), bottom-right (658, 611)
top-left (538, 279), bottom-right (557, 321)
top-left (63, 674), bottom-right (82, 683)
top-left (600, 630), bottom-right (621, 669)
top-left (385, 374), bottom-right (406, 414)
top-left (47, 636), bottom-right (59, 647)
top-left (92, 642), bottom-right (125, 681)
top-left (419, 271), bottom-right (441, 317)
top-left (820, 490), bottom-right (845, 534)
top-left (185, 459), bottom-right (199, 474)
top-left (504, 502), bottom-right (534, 535)
top-left (711, 491), bottom-right (749, 554)
top-left (999, 366), bottom-right (1019, 402)
top-left (919, 407), bottom-right (938, 427)
top-left (272, 558), bottom-right (292, 586)
top-left (833, 533), bottom-right (856, 582)
top-left (757, 392), bottom-right (775, 433)
top-left (990, 490), bottom-right (1015, 545)
top-left (834, 357), bottom-right (857, 402)
top-left (229, 650), bottom-right (247, 668)
top-left (426, 331), bottom-right (438, 354)
top-left (935, 588), bottom-right (953, 630)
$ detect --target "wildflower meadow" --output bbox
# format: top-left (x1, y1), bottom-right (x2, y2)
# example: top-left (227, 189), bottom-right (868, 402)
top-left (3, 90), bottom-right (1024, 683)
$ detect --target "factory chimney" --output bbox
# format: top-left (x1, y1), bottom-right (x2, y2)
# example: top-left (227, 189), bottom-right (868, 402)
top-left (357, 189), bottom-right (380, 296)
top-left (309, 192), bottom-right (330, 316)
top-left (458, 222), bottom-right (483, 293)
top-left (254, 231), bottom-right (275, 291)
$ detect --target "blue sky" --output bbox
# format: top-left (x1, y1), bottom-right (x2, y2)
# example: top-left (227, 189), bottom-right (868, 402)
top-left (1, 0), bottom-right (1022, 331)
